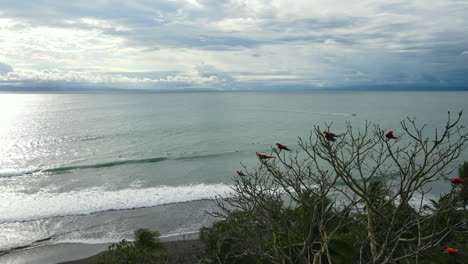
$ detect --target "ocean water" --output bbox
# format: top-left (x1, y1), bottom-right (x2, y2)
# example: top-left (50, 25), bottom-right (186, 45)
top-left (0, 91), bottom-right (467, 256)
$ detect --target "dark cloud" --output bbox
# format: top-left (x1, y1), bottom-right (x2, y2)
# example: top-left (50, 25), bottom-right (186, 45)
top-left (422, 73), bottom-right (439, 83)
top-left (101, 23), bottom-right (267, 50)
top-left (230, 71), bottom-right (290, 76)
top-left (267, 16), bottom-right (363, 33)
top-left (276, 34), bottom-right (359, 45)
top-left (0, 1), bottom-right (178, 27)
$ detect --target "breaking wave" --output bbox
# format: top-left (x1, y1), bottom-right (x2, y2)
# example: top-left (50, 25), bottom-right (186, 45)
top-left (43, 157), bottom-right (168, 173)
top-left (0, 169), bottom-right (39, 178)
top-left (0, 183), bottom-right (233, 223)
top-left (0, 151), bottom-right (240, 178)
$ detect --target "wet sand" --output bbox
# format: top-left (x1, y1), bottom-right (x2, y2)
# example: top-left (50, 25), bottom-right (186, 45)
top-left (0, 232), bottom-right (203, 264)
top-left (0, 243), bottom-right (110, 264)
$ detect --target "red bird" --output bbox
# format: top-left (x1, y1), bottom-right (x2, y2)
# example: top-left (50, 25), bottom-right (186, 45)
top-left (256, 153), bottom-right (275, 159)
top-left (444, 248), bottom-right (464, 256)
top-left (323, 131), bottom-right (342, 142)
top-left (385, 131), bottom-right (398, 140)
top-left (236, 171), bottom-right (247, 176)
top-left (450, 178), bottom-right (468, 185)
top-left (276, 143), bottom-right (291, 151)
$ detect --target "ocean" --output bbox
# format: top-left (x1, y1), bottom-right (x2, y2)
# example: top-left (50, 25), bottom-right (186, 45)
top-left (0, 91), bottom-right (467, 260)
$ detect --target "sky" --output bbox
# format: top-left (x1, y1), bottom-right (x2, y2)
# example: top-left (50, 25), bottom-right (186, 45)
top-left (0, 0), bottom-right (467, 90)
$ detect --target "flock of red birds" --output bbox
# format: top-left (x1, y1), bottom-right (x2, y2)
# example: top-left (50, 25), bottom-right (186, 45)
top-left (234, 130), bottom-right (467, 257)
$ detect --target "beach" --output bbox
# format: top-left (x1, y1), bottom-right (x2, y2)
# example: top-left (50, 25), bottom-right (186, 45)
top-left (60, 240), bottom-right (204, 264)
top-left (0, 233), bottom-right (202, 264)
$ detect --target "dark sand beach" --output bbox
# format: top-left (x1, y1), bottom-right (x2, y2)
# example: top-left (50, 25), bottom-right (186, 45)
top-left (59, 239), bottom-right (204, 264)
top-left (0, 243), bottom-right (110, 264)
top-left (0, 233), bottom-right (203, 264)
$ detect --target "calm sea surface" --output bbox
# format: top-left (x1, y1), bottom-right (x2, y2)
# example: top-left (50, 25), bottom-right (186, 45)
top-left (0, 91), bottom-right (467, 254)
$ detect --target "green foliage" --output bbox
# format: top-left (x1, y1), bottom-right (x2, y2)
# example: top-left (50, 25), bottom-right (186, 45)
top-left (459, 162), bottom-right (468, 178)
top-left (458, 162), bottom-right (468, 205)
top-left (134, 229), bottom-right (163, 250)
top-left (367, 180), bottom-right (386, 205)
top-left (327, 238), bottom-right (359, 264)
top-left (460, 183), bottom-right (468, 205)
top-left (200, 212), bottom-right (265, 264)
top-left (200, 195), bottom-right (359, 264)
top-left (97, 229), bottom-right (166, 264)
top-left (419, 245), bottom-right (468, 264)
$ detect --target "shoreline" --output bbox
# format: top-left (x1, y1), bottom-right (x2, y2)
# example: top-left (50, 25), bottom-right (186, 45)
top-left (0, 232), bottom-right (202, 264)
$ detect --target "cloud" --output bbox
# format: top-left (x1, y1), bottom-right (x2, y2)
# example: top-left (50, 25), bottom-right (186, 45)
top-left (0, 0), bottom-right (467, 89)
top-left (0, 62), bottom-right (13, 75)
top-left (422, 73), bottom-right (440, 83)
top-left (0, 67), bottom-right (232, 90)
top-left (195, 63), bottom-right (234, 83)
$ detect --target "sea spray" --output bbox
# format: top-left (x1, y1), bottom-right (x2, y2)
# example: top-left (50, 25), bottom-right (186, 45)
top-left (0, 183), bottom-right (234, 223)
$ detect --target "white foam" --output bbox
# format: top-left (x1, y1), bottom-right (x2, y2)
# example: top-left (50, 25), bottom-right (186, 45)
top-left (52, 237), bottom-right (126, 245)
top-left (0, 169), bottom-right (37, 178)
top-left (54, 231), bottom-right (201, 245)
top-left (0, 184), bottom-right (233, 223)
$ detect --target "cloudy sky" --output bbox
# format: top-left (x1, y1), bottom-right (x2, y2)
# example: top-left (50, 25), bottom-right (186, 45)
top-left (0, 0), bottom-right (467, 90)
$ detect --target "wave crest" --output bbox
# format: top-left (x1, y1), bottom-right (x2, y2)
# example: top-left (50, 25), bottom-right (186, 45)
top-left (0, 184), bottom-right (233, 223)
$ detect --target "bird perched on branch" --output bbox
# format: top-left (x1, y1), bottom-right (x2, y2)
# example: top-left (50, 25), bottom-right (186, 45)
top-left (276, 143), bottom-right (291, 151)
top-left (236, 171), bottom-right (247, 176)
top-left (323, 131), bottom-right (343, 142)
top-left (256, 153), bottom-right (275, 159)
top-left (449, 178), bottom-right (468, 185)
top-left (385, 131), bottom-right (398, 140)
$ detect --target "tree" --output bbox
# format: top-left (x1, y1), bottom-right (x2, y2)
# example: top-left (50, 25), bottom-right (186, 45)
top-left (135, 229), bottom-right (164, 250)
top-left (206, 111), bottom-right (467, 264)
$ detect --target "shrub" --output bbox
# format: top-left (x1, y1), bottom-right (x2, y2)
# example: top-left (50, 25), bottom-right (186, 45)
top-left (97, 229), bottom-right (166, 264)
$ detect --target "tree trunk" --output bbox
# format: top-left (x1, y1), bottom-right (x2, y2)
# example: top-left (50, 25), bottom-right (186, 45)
top-left (366, 203), bottom-right (379, 262)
